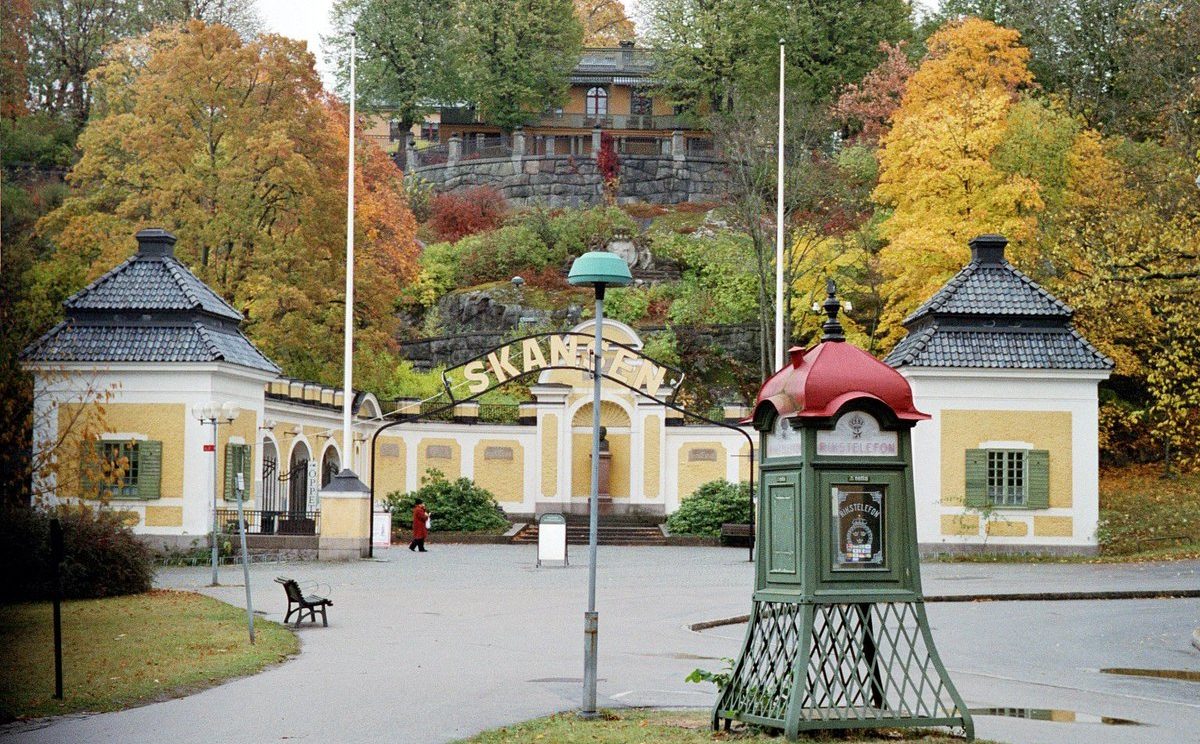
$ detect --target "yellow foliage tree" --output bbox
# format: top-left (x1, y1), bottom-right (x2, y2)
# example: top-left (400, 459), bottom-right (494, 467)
top-left (574, 0), bottom-right (635, 46)
top-left (37, 21), bottom-right (418, 387)
top-left (873, 18), bottom-right (1042, 344)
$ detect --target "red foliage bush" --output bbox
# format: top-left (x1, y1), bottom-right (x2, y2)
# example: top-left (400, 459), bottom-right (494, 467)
top-left (428, 186), bottom-right (508, 241)
top-left (597, 132), bottom-right (620, 184)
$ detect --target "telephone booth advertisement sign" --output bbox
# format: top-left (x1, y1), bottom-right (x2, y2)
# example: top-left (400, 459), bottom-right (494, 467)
top-left (817, 412), bottom-right (897, 456)
top-left (834, 484), bottom-right (884, 569)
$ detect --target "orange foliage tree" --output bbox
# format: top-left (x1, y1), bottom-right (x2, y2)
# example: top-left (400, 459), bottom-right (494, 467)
top-left (38, 21), bottom-right (418, 388)
top-left (873, 18), bottom-right (1041, 344)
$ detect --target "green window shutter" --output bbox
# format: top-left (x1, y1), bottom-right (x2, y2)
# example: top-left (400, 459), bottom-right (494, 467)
top-left (138, 441), bottom-right (162, 499)
top-left (224, 442), bottom-right (237, 500)
top-left (964, 449), bottom-right (988, 508)
top-left (1026, 449), bottom-right (1050, 509)
top-left (240, 444), bottom-right (253, 500)
top-left (79, 441), bottom-right (101, 495)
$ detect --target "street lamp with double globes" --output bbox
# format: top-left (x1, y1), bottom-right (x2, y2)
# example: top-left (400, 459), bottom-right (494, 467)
top-left (192, 401), bottom-right (238, 585)
top-left (567, 249), bottom-right (632, 718)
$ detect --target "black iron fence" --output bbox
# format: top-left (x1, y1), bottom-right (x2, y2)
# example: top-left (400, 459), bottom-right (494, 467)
top-left (216, 508), bottom-right (320, 536)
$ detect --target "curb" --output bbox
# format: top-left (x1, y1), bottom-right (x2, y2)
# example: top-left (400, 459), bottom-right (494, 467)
top-left (688, 588), bottom-right (1200, 632)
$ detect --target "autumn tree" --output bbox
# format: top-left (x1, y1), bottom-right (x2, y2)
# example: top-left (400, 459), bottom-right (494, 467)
top-left (831, 41), bottom-right (914, 145)
top-left (873, 18), bottom-right (1040, 343)
top-left (460, 0), bottom-right (584, 132)
top-left (325, 0), bottom-right (462, 129)
top-left (1, 0), bottom-right (32, 119)
top-left (37, 21), bottom-right (419, 386)
top-left (575, 0), bottom-right (635, 45)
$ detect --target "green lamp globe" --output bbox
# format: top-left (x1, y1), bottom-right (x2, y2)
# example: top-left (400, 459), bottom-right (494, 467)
top-left (568, 251), bottom-right (633, 287)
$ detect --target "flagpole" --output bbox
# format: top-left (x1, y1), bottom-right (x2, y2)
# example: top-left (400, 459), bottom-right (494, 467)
top-left (775, 39), bottom-right (786, 371)
top-left (342, 30), bottom-right (357, 467)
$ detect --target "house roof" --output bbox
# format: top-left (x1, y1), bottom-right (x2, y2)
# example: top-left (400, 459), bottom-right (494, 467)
top-left (63, 229), bottom-right (242, 321)
top-left (22, 229), bottom-right (280, 374)
top-left (885, 235), bottom-right (1113, 372)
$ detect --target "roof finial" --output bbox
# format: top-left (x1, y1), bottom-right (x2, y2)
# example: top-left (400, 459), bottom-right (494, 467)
top-left (821, 278), bottom-right (845, 342)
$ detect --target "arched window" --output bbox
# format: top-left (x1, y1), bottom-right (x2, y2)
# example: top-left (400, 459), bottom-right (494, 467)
top-left (586, 87), bottom-right (608, 119)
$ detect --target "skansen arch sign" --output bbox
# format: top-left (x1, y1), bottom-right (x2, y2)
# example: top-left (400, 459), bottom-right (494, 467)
top-left (449, 331), bottom-right (675, 396)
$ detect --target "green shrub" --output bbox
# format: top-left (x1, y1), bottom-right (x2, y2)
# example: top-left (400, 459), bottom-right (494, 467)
top-left (666, 480), bottom-right (752, 537)
top-left (0, 504), bottom-right (154, 601)
top-left (596, 286), bottom-right (650, 325)
top-left (385, 469), bottom-right (509, 532)
top-left (544, 206), bottom-right (637, 258)
top-left (455, 225), bottom-right (558, 285)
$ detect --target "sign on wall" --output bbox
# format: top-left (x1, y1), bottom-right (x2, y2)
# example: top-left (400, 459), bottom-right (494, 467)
top-left (766, 415), bottom-right (804, 458)
top-left (817, 412), bottom-right (897, 457)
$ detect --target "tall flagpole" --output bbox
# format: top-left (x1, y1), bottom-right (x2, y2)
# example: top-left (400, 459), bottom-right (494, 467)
top-left (342, 30), bottom-right (357, 467)
top-left (775, 39), bottom-right (786, 371)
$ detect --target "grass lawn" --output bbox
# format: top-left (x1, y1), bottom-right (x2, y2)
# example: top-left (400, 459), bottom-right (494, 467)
top-left (456, 710), bottom-right (991, 743)
top-left (1098, 464), bottom-right (1200, 559)
top-left (0, 590), bottom-right (298, 722)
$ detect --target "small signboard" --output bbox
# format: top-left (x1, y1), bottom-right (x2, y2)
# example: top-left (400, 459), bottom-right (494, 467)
top-left (817, 412), bottom-right (897, 458)
top-left (372, 504), bottom-right (392, 549)
top-left (832, 484), bottom-right (885, 569)
top-left (537, 513), bottom-right (568, 568)
top-left (766, 415), bottom-right (804, 459)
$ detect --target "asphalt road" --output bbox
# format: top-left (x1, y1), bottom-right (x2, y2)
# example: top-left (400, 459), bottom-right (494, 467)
top-left (2, 547), bottom-right (1197, 744)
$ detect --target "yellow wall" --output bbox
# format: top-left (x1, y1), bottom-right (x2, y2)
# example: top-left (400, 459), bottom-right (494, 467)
top-left (321, 495), bottom-right (371, 538)
top-left (417, 437), bottom-right (461, 481)
top-left (1034, 516), bottom-right (1074, 537)
top-left (541, 414), bottom-right (559, 497)
top-left (738, 442), bottom-right (751, 482)
top-left (986, 519), bottom-right (1029, 537)
top-left (940, 410), bottom-right (1073, 507)
top-left (676, 443), bottom-right (727, 501)
top-left (940, 514), bottom-right (980, 536)
top-left (144, 506), bottom-right (183, 527)
top-left (375, 437), bottom-right (407, 497)
top-left (643, 416), bottom-right (661, 499)
top-left (474, 440), bottom-right (524, 502)
top-left (56, 402), bottom-right (186, 500)
top-left (571, 432), bottom-right (630, 498)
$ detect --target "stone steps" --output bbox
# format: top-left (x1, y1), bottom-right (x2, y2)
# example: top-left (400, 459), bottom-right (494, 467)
top-left (511, 523), bottom-right (667, 546)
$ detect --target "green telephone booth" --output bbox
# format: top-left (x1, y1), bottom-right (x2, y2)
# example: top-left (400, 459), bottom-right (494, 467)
top-left (714, 282), bottom-right (972, 740)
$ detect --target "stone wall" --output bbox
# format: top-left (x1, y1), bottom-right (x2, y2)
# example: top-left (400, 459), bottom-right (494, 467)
top-left (408, 153), bottom-right (729, 208)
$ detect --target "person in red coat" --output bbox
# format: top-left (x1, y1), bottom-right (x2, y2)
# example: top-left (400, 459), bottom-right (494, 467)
top-left (409, 500), bottom-right (430, 552)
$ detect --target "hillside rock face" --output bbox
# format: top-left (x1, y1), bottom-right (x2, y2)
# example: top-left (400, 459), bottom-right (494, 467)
top-left (438, 288), bottom-right (583, 335)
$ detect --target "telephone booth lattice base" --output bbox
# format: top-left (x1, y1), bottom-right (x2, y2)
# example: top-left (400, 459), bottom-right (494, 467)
top-left (717, 600), bottom-right (973, 739)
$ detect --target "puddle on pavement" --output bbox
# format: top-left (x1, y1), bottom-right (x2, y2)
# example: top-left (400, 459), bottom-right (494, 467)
top-left (971, 707), bottom-right (1143, 726)
top-left (647, 652), bottom-right (722, 661)
top-left (1101, 667), bottom-right (1200, 683)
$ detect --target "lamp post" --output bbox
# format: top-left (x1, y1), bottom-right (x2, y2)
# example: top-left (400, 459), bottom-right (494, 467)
top-left (192, 401), bottom-right (238, 586)
top-left (567, 249), bottom-right (632, 718)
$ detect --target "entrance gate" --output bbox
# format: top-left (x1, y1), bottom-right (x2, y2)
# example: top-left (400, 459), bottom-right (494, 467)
top-left (367, 331), bottom-right (758, 558)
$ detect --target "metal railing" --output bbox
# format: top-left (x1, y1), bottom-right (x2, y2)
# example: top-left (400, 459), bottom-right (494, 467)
top-left (534, 113), bottom-right (685, 131)
top-left (216, 508), bottom-right (321, 536)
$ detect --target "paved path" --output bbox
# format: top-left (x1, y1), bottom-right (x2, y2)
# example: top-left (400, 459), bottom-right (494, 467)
top-left (2, 547), bottom-right (1197, 744)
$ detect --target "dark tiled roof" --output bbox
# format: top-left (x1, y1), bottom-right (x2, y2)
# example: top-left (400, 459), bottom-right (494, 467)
top-left (24, 322), bottom-right (280, 373)
top-left (904, 261), bottom-right (1071, 325)
top-left (65, 254), bottom-right (242, 320)
top-left (884, 323), bottom-right (1113, 370)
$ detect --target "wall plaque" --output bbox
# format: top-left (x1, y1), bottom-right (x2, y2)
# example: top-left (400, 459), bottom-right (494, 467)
top-left (426, 444), bottom-right (453, 460)
top-left (483, 446), bottom-right (513, 461)
top-left (817, 412), bottom-right (897, 457)
top-left (765, 415), bottom-right (804, 459)
top-left (832, 484), bottom-right (885, 569)
top-left (688, 447), bottom-right (718, 462)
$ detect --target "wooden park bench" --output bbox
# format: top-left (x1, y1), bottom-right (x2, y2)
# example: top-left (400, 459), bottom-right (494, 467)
top-left (274, 576), bottom-right (332, 627)
top-left (719, 523), bottom-right (754, 547)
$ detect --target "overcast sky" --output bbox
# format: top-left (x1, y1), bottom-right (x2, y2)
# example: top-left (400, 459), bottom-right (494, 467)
top-left (256, 0), bottom-right (940, 86)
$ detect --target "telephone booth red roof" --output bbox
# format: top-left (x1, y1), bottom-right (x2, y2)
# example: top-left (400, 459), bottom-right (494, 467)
top-left (752, 281), bottom-right (928, 428)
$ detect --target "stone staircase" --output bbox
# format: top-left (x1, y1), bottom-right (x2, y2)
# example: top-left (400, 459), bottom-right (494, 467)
top-left (511, 516), bottom-right (667, 546)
